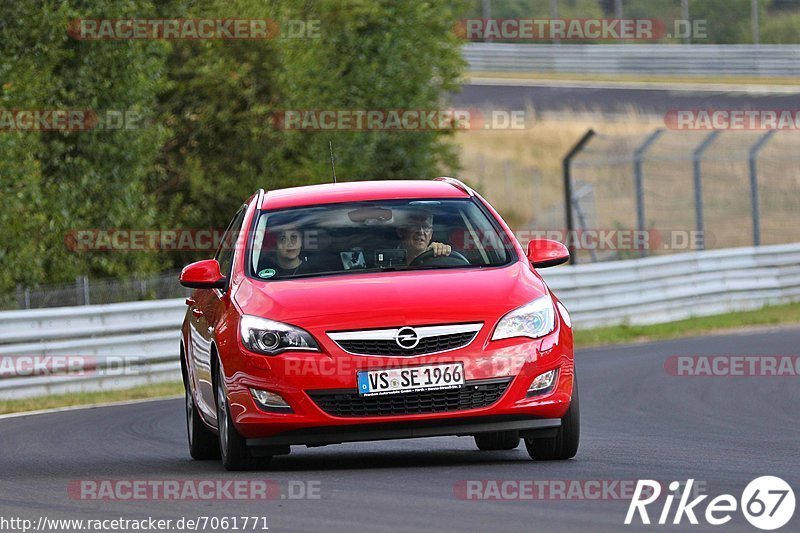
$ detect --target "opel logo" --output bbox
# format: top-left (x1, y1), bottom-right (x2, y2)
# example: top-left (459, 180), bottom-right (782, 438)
top-left (395, 327), bottom-right (420, 349)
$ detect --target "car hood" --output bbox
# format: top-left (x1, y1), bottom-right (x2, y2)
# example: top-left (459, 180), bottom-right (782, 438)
top-left (234, 262), bottom-right (548, 331)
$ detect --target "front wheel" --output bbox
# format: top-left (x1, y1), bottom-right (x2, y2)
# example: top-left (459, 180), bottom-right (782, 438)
top-left (216, 364), bottom-right (271, 471)
top-left (525, 375), bottom-right (580, 461)
top-left (185, 382), bottom-right (220, 460)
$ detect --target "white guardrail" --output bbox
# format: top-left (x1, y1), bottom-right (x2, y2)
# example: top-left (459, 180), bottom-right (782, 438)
top-left (463, 43), bottom-right (800, 77)
top-left (2, 243), bottom-right (799, 399)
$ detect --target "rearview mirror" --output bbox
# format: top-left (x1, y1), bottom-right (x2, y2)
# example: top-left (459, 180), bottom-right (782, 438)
top-left (348, 206), bottom-right (393, 224)
top-left (527, 239), bottom-right (569, 268)
top-left (180, 259), bottom-right (226, 289)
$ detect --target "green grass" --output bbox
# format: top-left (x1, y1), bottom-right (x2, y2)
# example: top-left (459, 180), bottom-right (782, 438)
top-left (2, 303), bottom-right (799, 415)
top-left (0, 381), bottom-right (183, 416)
top-left (574, 302), bottom-right (800, 348)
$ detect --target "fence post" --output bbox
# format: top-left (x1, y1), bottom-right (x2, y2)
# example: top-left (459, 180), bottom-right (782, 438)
top-left (681, 0), bottom-right (690, 44)
top-left (692, 131), bottom-right (721, 250)
top-left (76, 275), bottom-right (90, 305)
top-left (633, 129), bottom-right (665, 257)
top-left (504, 160), bottom-right (512, 208)
top-left (747, 130), bottom-right (776, 246)
top-left (481, 0), bottom-right (492, 42)
top-left (550, 0), bottom-right (560, 45)
top-left (562, 129), bottom-right (595, 264)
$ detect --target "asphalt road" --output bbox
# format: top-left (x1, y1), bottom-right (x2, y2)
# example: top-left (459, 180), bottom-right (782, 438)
top-left (1, 327), bottom-right (798, 532)
top-left (454, 81), bottom-right (800, 114)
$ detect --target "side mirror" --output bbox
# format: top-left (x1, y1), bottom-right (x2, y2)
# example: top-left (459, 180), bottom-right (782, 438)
top-left (527, 239), bottom-right (570, 268)
top-left (180, 259), bottom-right (226, 289)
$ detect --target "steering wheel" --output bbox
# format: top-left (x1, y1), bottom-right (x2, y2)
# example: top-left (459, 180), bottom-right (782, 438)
top-left (409, 248), bottom-right (471, 267)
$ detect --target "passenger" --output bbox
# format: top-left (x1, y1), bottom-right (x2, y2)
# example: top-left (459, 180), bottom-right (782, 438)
top-left (258, 224), bottom-right (309, 278)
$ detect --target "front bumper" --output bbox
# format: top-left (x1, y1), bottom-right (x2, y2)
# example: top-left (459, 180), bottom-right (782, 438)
top-left (246, 414), bottom-right (561, 449)
top-left (222, 325), bottom-right (574, 443)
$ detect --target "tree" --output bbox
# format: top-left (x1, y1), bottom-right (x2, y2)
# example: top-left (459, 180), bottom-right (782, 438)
top-left (0, 0), bottom-right (170, 297)
top-left (154, 0), bottom-right (468, 267)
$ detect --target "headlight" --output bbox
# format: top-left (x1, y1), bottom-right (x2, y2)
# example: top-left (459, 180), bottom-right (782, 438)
top-left (240, 315), bottom-right (320, 355)
top-left (492, 296), bottom-right (556, 341)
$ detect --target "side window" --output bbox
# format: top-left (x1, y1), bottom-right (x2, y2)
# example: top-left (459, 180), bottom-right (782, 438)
top-left (215, 206), bottom-right (247, 283)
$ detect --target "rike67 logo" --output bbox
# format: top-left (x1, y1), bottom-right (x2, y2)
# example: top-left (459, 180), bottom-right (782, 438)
top-left (626, 477), bottom-right (795, 530)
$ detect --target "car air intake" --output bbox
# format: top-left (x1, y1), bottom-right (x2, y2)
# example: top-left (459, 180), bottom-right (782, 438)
top-left (307, 377), bottom-right (512, 417)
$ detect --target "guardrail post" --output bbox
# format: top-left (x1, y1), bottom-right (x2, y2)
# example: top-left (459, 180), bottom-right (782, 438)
top-left (562, 129), bottom-right (595, 264)
top-left (692, 131), bottom-right (721, 250)
top-left (747, 130), bottom-right (776, 246)
top-left (633, 129), bottom-right (665, 257)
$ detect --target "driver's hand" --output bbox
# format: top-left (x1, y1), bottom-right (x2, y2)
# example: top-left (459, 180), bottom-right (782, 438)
top-left (427, 242), bottom-right (452, 257)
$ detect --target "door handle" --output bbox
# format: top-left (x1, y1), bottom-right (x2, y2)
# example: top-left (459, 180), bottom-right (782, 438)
top-left (185, 297), bottom-right (196, 306)
top-left (191, 308), bottom-right (204, 318)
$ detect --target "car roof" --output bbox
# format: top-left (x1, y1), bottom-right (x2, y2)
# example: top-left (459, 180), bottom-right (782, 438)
top-left (260, 179), bottom-right (471, 210)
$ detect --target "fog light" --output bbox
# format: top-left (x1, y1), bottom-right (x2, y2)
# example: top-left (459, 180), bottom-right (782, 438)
top-left (527, 369), bottom-right (557, 396)
top-left (250, 388), bottom-right (292, 412)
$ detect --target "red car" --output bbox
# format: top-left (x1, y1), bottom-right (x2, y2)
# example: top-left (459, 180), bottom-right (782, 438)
top-left (180, 178), bottom-right (578, 470)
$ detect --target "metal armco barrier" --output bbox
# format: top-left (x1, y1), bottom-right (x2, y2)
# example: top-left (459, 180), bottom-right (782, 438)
top-left (463, 44), bottom-right (800, 77)
top-left (2, 243), bottom-right (799, 399)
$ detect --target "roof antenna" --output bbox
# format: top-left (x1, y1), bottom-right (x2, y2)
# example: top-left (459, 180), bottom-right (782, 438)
top-left (328, 141), bottom-right (337, 183)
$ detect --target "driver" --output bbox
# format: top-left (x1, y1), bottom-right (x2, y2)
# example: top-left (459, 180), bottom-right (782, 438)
top-left (398, 209), bottom-right (451, 265)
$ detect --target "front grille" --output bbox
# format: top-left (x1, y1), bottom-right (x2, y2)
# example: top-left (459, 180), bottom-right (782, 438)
top-left (335, 331), bottom-right (477, 356)
top-left (307, 377), bottom-right (513, 417)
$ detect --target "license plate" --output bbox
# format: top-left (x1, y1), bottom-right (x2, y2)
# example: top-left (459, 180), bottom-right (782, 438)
top-left (357, 362), bottom-right (464, 397)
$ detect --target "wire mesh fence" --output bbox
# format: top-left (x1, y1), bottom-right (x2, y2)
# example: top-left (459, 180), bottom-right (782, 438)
top-left (6, 270), bottom-right (188, 311)
top-left (567, 129), bottom-right (800, 263)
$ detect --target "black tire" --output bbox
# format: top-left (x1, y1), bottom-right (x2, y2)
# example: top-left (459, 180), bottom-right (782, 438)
top-left (185, 382), bottom-right (220, 460)
top-left (474, 430), bottom-right (521, 451)
top-left (525, 376), bottom-right (580, 461)
top-left (216, 364), bottom-right (272, 471)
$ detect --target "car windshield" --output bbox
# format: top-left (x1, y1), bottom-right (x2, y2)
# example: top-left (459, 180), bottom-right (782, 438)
top-left (249, 198), bottom-right (516, 280)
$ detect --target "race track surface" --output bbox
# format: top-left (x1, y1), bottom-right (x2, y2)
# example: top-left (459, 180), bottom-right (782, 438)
top-left (455, 81), bottom-right (800, 114)
top-left (1, 327), bottom-right (798, 532)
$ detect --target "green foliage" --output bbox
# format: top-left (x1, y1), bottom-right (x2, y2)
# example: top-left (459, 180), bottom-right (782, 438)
top-left (759, 10), bottom-right (800, 43)
top-left (155, 0), bottom-right (466, 241)
top-left (686, 0), bottom-right (763, 44)
top-left (1, 0), bottom-right (468, 294)
top-left (1, 0), bottom-right (169, 294)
